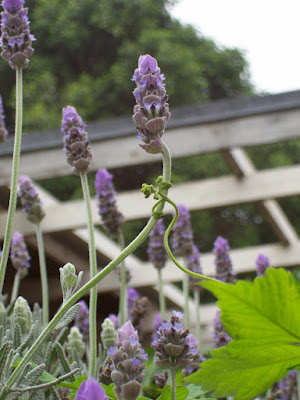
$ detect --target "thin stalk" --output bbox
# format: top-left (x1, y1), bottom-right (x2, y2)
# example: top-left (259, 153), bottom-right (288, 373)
top-left (183, 269), bottom-right (190, 329)
top-left (170, 365), bottom-right (176, 400)
top-left (157, 269), bottom-right (166, 320)
top-left (35, 223), bottom-right (49, 325)
top-left (10, 272), bottom-right (21, 305)
top-left (2, 141), bottom-right (173, 397)
top-left (193, 288), bottom-right (202, 351)
top-left (0, 67), bottom-right (23, 295)
top-left (118, 231), bottom-right (127, 325)
top-left (80, 172), bottom-right (98, 378)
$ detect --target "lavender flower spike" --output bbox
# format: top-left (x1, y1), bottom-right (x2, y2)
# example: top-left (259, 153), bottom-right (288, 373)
top-left (110, 321), bottom-right (147, 400)
top-left (132, 54), bottom-right (171, 154)
top-left (147, 219), bottom-right (167, 270)
top-left (61, 106), bottom-right (92, 175)
top-left (213, 236), bottom-right (236, 283)
top-left (95, 169), bottom-right (124, 238)
top-left (0, 95), bottom-right (8, 142)
top-left (0, 0), bottom-right (35, 69)
top-left (18, 176), bottom-right (45, 224)
top-left (256, 253), bottom-right (270, 277)
top-left (10, 231), bottom-right (30, 278)
top-left (75, 376), bottom-right (108, 400)
top-left (152, 311), bottom-right (193, 369)
top-left (75, 300), bottom-right (89, 343)
top-left (187, 244), bottom-right (202, 289)
top-left (171, 204), bottom-right (194, 257)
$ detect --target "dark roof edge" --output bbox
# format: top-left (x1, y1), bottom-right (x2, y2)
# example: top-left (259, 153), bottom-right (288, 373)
top-left (1, 89), bottom-right (300, 156)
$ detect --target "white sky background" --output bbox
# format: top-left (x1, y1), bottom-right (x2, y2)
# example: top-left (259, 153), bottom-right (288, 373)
top-left (169, 0), bottom-right (300, 94)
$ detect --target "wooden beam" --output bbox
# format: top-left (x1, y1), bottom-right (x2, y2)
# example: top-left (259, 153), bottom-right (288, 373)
top-left (0, 108), bottom-right (299, 185)
top-left (3, 164), bottom-right (300, 238)
top-left (223, 147), bottom-right (298, 245)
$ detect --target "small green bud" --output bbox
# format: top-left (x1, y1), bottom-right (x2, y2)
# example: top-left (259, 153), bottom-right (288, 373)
top-left (13, 296), bottom-right (32, 335)
top-left (101, 318), bottom-right (117, 350)
top-left (67, 326), bottom-right (85, 359)
top-left (60, 262), bottom-right (77, 290)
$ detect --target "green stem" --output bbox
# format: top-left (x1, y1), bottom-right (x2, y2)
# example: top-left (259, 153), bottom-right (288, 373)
top-left (2, 142), bottom-right (173, 398)
top-left (0, 67), bottom-right (23, 295)
top-left (170, 365), bottom-right (176, 400)
top-left (118, 231), bottom-right (127, 325)
top-left (80, 172), bottom-right (98, 378)
top-left (183, 270), bottom-right (190, 329)
top-left (35, 223), bottom-right (49, 325)
top-left (193, 288), bottom-right (202, 352)
top-left (10, 272), bottom-right (21, 305)
top-left (157, 268), bottom-right (166, 320)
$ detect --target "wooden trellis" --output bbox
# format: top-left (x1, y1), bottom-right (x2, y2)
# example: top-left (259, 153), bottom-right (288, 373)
top-left (1, 90), bottom-right (300, 346)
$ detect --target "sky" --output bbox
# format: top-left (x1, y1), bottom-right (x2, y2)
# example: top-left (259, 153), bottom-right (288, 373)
top-left (169, 0), bottom-right (300, 94)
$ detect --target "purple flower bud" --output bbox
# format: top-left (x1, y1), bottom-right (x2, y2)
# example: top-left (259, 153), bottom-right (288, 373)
top-left (94, 169), bottom-right (124, 238)
top-left (213, 236), bottom-right (236, 283)
top-left (256, 253), bottom-right (270, 277)
top-left (277, 371), bottom-right (297, 400)
top-left (108, 313), bottom-right (119, 329)
top-left (0, 95), bottom-right (7, 142)
top-left (212, 310), bottom-right (231, 348)
top-left (10, 231), bottom-right (30, 278)
top-left (154, 370), bottom-right (168, 388)
top-left (153, 313), bottom-right (163, 334)
top-left (18, 176), bottom-right (45, 224)
top-left (61, 106), bottom-right (92, 175)
top-left (127, 287), bottom-right (139, 311)
top-left (182, 334), bottom-right (206, 377)
top-left (187, 244), bottom-right (202, 289)
top-left (147, 219), bottom-right (167, 270)
top-left (152, 310), bottom-right (193, 370)
top-left (75, 300), bottom-right (89, 343)
top-left (132, 54), bottom-right (171, 154)
top-left (0, 0), bottom-right (35, 69)
top-left (75, 376), bottom-right (107, 400)
top-left (171, 204), bottom-right (194, 257)
top-left (110, 321), bottom-right (147, 400)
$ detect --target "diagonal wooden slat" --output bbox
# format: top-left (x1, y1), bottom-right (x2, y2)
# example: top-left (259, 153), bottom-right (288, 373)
top-left (223, 147), bottom-right (298, 245)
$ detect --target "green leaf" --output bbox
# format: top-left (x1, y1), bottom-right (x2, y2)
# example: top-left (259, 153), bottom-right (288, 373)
top-left (202, 268), bottom-right (300, 341)
top-left (186, 339), bottom-right (300, 400)
top-left (185, 384), bottom-right (208, 399)
top-left (101, 383), bottom-right (117, 400)
top-left (157, 385), bottom-right (189, 400)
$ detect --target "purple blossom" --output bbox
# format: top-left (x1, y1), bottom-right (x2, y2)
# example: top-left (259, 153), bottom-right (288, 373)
top-left (94, 169), bottom-right (124, 238)
top-left (75, 300), bottom-right (89, 343)
top-left (171, 204), bottom-right (194, 257)
top-left (213, 236), bottom-right (236, 283)
top-left (212, 310), bottom-right (231, 348)
top-left (127, 287), bottom-right (139, 311)
top-left (110, 321), bottom-right (147, 400)
top-left (147, 219), bottom-right (167, 270)
top-left (187, 244), bottom-right (202, 289)
top-left (108, 313), bottom-right (119, 329)
top-left (277, 371), bottom-right (297, 400)
top-left (256, 253), bottom-right (270, 277)
top-left (182, 334), bottom-right (206, 377)
top-left (0, 0), bottom-right (35, 69)
top-left (153, 313), bottom-right (163, 335)
top-left (10, 231), bottom-right (30, 278)
top-left (75, 376), bottom-right (107, 400)
top-left (132, 54), bottom-right (170, 154)
top-left (0, 94), bottom-right (7, 142)
top-left (152, 310), bottom-right (193, 369)
top-left (61, 106), bottom-right (92, 175)
top-left (18, 176), bottom-right (45, 224)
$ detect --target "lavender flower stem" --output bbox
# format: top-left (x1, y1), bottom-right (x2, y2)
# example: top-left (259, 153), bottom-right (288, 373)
top-left (157, 268), bottom-right (166, 320)
top-left (170, 365), bottom-right (176, 400)
top-left (3, 138), bottom-right (173, 398)
top-left (79, 171), bottom-right (98, 378)
top-left (35, 222), bottom-right (49, 325)
top-left (193, 288), bottom-right (202, 351)
top-left (183, 267), bottom-right (190, 329)
top-left (118, 231), bottom-right (128, 325)
top-left (0, 66), bottom-right (23, 295)
top-left (10, 271), bottom-right (21, 305)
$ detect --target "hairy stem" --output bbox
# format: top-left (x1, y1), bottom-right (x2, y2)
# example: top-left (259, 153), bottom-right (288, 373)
top-left (35, 223), bottom-right (49, 325)
top-left (80, 172), bottom-right (98, 378)
top-left (170, 365), bottom-right (176, 400)
top-left (157, 268), bottom-right (166, 320)
top-left (183, 270), bottom-right (190, 329)
top-left (0, 67), bottom-right (23, 295)
top-left (118, 231), bottom-right (128, 325)
top-left (193, 288), bottom-right (202, 351)
top-left (10, 272), bottom-right (21, 305)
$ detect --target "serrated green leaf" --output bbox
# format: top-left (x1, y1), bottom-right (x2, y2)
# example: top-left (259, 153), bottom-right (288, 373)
top-left (201, 268), bottom-right (300, 341)
top-left (186, 339), bottom-right (300, 399)
top-left (157, 385), bottom-right (188, 400)
top-left (185, 384), bottom-right (208, 399)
